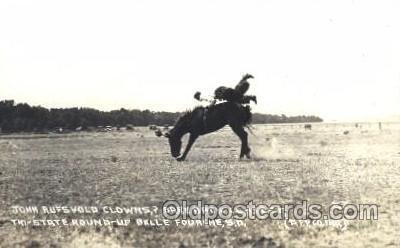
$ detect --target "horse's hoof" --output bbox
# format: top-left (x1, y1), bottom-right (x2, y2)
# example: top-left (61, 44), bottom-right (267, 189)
top-left (239, 154), bottom-right (251, 160)
top-left (176, 156), bottom-right (185, 162)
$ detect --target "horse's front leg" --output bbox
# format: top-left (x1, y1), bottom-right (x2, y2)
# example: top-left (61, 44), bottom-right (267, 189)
top-left (177, 134), bottom-right (198, 161)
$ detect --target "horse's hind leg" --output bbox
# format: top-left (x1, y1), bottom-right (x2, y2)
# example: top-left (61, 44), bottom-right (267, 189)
top-left (230, 125), bottom-right (251, 159)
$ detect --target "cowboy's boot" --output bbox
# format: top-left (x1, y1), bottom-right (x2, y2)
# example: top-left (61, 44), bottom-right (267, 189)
top-left (249, 95), bottom-right (257, 104)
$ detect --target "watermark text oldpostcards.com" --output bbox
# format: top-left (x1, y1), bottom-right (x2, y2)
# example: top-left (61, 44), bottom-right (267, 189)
top-left (162, 200), bottom-right (378, 222)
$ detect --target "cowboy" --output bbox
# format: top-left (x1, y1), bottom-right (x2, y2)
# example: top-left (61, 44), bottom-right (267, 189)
top-left (213, 74), bottom-right (257, 104)
top-left (194, 74), bottom-right (257, 130)
top-left (194, 74), bottom-right (257, 105)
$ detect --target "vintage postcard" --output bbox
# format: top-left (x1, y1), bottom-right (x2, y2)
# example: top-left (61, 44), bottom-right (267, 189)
top-left (0, 1), bottom-right (399, 247)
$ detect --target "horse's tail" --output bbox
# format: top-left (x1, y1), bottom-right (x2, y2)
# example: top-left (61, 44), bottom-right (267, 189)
top-left (243, 105), bottom-right (252, 125)
top-left (245, 124), bottom-right (255, 135)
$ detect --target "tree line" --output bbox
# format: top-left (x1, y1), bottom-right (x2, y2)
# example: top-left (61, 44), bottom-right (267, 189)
top-left (0, 100), bottom-right (322, 133)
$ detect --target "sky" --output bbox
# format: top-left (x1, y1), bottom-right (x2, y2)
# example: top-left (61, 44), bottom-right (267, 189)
top-left (0, 0), bottom-right (399, 121)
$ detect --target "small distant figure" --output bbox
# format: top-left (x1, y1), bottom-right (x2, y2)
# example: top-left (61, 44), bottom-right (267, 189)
top-left (379, 122), bottom-right (382, 131)
top-left (304, 124), bottom-right (312, 130)
top-left (126, 124), bottom-right (134, 131)
top-left (343, 130), bottom-right (349, 135)
top-left (148, 125), bottom-right (158, 131)
top-left (355, 123), bottom-right (359, 128)
top-left (155, 128), bottom-right (163, 137)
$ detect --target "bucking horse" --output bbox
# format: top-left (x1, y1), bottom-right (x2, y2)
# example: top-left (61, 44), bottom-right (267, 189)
top-left (158, 101), bottom-right (252, 161)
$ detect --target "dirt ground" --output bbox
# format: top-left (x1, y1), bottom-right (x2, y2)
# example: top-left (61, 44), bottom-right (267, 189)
top-left (0, 123), bottom-right (399, 247)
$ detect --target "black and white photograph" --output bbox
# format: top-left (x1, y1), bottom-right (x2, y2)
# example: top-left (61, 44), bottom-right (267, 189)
top-left (0, 0), bottom-right (399, 247)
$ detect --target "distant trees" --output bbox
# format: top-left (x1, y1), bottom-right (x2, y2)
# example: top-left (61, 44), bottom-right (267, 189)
top-left (0, 100), bottom-right (322, 133)
top-left (252, 113), bottom-right (323, 124)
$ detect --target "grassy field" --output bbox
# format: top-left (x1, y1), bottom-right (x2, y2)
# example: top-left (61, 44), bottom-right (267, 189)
top-left (0, 123), bottom-right (399, 247)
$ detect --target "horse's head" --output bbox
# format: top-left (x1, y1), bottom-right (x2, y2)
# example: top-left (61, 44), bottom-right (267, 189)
top-left (155, 109), bottom-right (196, 158)
top-left (164, 131), bottom-right (182, 158)
top-left (156, 120), bottom-right (188, 158)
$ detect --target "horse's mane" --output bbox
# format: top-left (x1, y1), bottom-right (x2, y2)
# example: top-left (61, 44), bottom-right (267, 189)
top-left (174, 105), bottom-right (205, 125)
